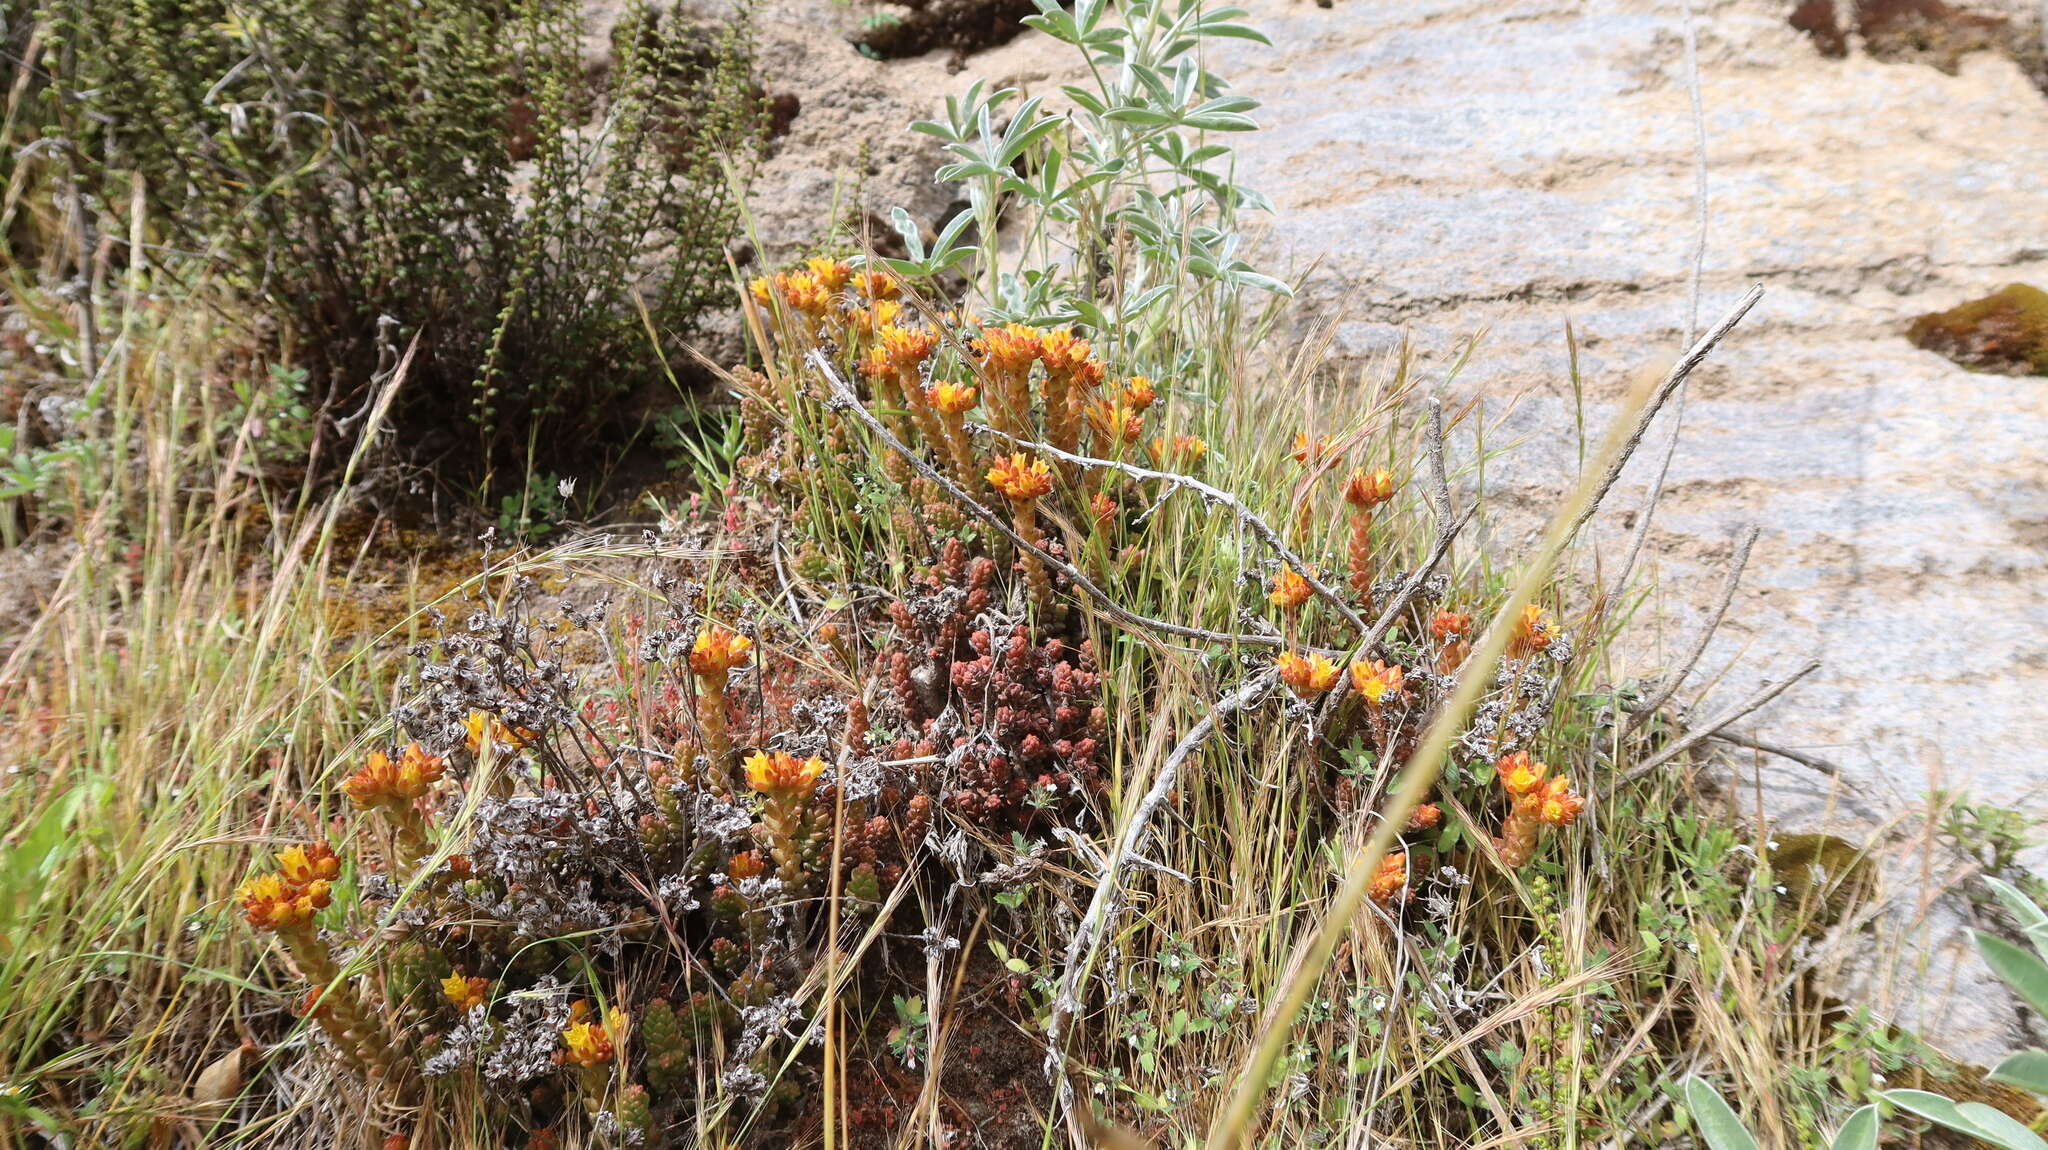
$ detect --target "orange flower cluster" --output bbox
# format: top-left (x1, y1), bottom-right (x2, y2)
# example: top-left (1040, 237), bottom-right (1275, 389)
top-left (342, 743), bottom-right (445, 809)
top-left (742, 750), bottom-right (827, 797)
top-left (986, 453), bottom-right (1055, 503)
top-left (1147, 434), bottom-right (1208, 468)
top-left (560, 1002), bottom-right (627, 1068)
top-left (1276, 650), bottom-right (1342, 697)
top-left (1369, 851), bottom-right (1409, 906)
top-left (1342, 467), bottom-right (1396, 508)
top-left (689, 625), bottom-right (754, 678)
top-left (237, 843), bottom-right (340, 933)
top-left (964, 322), bottom-right (1112, 459)
top-left (1349, 659), bottom-right (1405, 705)
top-left (1293, 432), bottom-right (1335, 467)
top-left (463, 711), bottom-right (536, 754)
top-left (926, 381), bottom-right (978, 415)
top-left (1086, 398), bottom-right (1145, 447)
top-left (1493, 751), bottom-right (1585, 867)
top-left (1268, 566), bottom-right (1313, 611)
top-left (1431, 609), bottom-right (1473, 674)
top-left (1508, 604), bottom-right (1559, 658)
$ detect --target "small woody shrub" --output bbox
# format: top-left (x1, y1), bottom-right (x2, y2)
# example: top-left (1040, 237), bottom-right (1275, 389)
top-left (22, 0), bottom-right (763, 477)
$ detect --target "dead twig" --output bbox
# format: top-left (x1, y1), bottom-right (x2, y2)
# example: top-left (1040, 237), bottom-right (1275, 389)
top-left (1568, 284), bottom-right (1764, 543)
top-left (1045, 668), bottom-right (1279, 1124)
top-left (969, 425), bottom-right (1371, 635)
top-left (809, 350), bottom-right (1312, 653)
top-left (1620, 659), bottom-right (1822, 783)
top-left (1623, 523), bottom-right (1758, 734)
top-left (1706, 727), bottom-right (1850, 784)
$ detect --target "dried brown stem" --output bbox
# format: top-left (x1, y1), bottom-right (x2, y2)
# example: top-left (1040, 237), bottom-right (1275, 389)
top-left (1620, 658), bottom-right (1823, 783)
top-left (810, 350), bottom-right (1308, 653)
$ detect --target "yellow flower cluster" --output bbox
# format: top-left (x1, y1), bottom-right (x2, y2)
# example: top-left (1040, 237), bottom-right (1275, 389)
top-left (742, 750), bottom-right (828, 797)
top-left (236, 842), bottom-right (341, 933)
top-left (986, 453), bottom-right (1055, 503)
top-left (560, 1001), bottom-right (628, 1068)
top-left (688, 625), bottom-right (754, 678)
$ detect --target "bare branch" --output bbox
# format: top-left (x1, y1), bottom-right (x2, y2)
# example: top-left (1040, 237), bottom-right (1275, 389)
top-left (1707, 727), bottom-right (1851, 784)
top-left (1624, 523), bottom-right (1758, 734)
top-left (1568, 284), bottom-right (1765, 543)
top-left (1620, 658), bottom-right (1821, 783)
top-left (807, 350), bottom-right (1306, 653)
top-left (1045, 668), bottom-right (1278, 1118)
top-left (970, 424), bottom-right (1371, 635)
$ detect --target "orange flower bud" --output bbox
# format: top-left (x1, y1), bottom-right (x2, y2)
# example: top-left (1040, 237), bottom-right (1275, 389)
top-left (1121, 376), bottom-right (1158, 411)
top-left (1368, 852), bottom-right (1409, 906)
top-left (1405, 804), bottom-right (1442, 832)
top-left (1429, 610), bottom-right (1472, 641)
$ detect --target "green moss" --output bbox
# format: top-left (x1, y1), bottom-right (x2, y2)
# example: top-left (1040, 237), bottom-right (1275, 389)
top-left (1907, 284), bottom-right (2048, 375)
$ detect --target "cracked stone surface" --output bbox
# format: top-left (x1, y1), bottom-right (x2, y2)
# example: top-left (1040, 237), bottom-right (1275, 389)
top-left (650, 0), bottom-right (2048, 1059)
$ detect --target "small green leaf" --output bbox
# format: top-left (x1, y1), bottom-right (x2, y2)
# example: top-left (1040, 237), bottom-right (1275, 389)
top-left (1956, 1102), bottom-right (2048, 1150)
top-left (1830, 1104), bottom-right (1880, 1150)
top-left (1975, 930), bottom-right (2048, 1018)
top-left (1989, 1049), bottom-right (2048, 1095)
top-left (1681, 1077), bottom-right (1761, 1150)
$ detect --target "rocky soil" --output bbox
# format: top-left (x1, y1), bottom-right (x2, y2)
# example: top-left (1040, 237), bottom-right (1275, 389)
top-left (620, 0), bottom-right (2048, 1061)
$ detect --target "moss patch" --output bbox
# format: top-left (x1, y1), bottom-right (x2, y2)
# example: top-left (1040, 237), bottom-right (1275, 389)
top-left (1907, 284), bottom-right (2048, 375)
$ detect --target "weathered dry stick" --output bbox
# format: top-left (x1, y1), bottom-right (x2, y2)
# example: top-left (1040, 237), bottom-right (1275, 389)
top-left (1043, 667), bottom-right (1279, 1123)
top-left (1706, 727), bottom-right (1849, 783)
top-left (1568, 284), bottom-right (1765, 542)
top-left (1620, 658), bottom-right (1822, 783)
top-left (809, 350), bottom-right (1314, 653)
top-left (1623, 523), bottom-right (1759, 735)
top-left (969, 425), bottom-right (1372, 635)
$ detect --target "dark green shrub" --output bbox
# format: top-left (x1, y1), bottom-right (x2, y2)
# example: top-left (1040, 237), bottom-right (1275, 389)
top-left (22, 0), bottom-right (762, 479)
